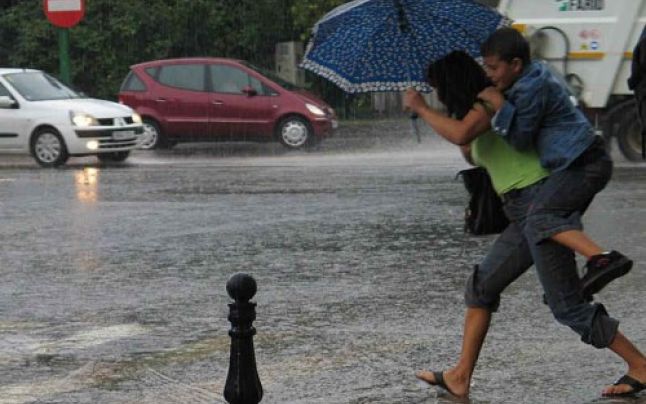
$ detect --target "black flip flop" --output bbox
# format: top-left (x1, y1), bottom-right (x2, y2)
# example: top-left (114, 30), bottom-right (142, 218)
top-left (418, 370), bottom-right (459, 397)
top-left (608, 374), bottom-right (646, 397)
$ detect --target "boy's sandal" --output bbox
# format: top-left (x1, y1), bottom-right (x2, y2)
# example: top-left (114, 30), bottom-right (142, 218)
top-left (608, 374), bottom-right (646, 396)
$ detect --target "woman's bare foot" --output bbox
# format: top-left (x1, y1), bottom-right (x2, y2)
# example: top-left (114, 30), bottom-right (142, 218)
top-left (416, 368), bottom-right (470, 398)
top-left (601, 365), bottom-right (646, 396)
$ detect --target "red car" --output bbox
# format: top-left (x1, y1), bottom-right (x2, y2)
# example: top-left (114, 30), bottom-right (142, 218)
top-left (118, 57), bottom-right (337, 150)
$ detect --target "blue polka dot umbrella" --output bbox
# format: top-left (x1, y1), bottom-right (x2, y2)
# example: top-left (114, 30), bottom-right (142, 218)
top-left (301, 0), bottom-right (511, 93)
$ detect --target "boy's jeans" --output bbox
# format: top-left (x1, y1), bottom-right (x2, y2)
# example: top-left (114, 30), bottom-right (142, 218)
top-left (465, 170), bottom-right (618, 348)
top-left (524, 136), bottom-right (613, 245)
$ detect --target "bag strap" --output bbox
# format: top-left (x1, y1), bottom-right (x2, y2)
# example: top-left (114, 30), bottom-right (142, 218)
top-left (474, 98), bottom-right (496, 117)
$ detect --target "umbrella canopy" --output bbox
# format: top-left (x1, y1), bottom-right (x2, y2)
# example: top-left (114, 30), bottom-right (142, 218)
top-left (301, 0), bottom-right (511, 93)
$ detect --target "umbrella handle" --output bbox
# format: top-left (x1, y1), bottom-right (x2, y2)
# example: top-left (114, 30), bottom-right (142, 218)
top-left (410, 113), bottom-right (421, 143)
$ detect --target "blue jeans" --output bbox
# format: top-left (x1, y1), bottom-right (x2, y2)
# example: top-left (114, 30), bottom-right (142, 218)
top-left (524, 136), bottom-right (613, 245)
top-left (464, 178), bottom-right (619, 348)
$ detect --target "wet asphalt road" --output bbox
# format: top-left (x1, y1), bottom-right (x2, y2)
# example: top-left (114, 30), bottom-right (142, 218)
top-left (0, 121), bottom-right (645, 403)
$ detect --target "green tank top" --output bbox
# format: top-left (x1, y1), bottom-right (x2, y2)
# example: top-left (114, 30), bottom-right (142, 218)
top-left (472, 130), bottom-right (549, 195)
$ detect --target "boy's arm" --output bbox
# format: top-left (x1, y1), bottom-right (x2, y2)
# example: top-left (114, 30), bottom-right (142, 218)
top-left (478, 85), bottom-right (547, 151)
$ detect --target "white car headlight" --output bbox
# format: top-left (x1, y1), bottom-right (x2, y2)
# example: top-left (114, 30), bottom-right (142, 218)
top-left (306, 103), bottom-right (325, 116)
top-left (70, 111), bottom-right (98, 127)
top-left (132, 112), bottom-right (142, 124)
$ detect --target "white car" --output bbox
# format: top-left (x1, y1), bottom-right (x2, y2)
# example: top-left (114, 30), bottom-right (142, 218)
top-left (0, 68), bottom-right (143, 167)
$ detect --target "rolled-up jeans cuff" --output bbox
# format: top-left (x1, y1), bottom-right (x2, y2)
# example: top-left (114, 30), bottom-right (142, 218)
top-left (464, 266), bottom-right (501, 312)
top-left (525, 212), bottom-right (584, 245)
top-left (584, 303), bottom-right (620, 349)
top-left (464, 290), bottom-right (501, 313)
top-left (526, 222), bottom-right (583, 245)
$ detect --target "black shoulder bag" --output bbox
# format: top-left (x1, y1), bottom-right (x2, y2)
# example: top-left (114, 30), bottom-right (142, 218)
top-left (457, 167), bottom-right (509, 235)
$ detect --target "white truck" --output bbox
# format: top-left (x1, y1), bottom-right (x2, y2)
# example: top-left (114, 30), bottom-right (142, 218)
top-left (496, 0), bottom-right (645, 161)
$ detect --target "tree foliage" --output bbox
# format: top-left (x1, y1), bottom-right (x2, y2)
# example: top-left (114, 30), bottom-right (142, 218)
top-left (291, 0), bottom-right (347, 41)
top-left (0, 0), bottom-right (344, 100)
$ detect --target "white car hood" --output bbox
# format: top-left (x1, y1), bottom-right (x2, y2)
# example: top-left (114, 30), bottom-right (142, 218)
top-left (35, 98), bottom-right (133, 118)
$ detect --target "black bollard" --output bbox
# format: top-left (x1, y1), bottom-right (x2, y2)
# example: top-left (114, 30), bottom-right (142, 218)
top-left (224, 273), bottom-right (263, 404)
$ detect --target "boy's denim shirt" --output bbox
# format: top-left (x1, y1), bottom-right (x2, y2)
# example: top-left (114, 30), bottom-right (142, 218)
top-left (492, 61), bottom-right (595, 172)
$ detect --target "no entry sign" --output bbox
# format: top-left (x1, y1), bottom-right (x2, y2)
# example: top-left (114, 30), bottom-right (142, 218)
top-left (44, 0), bottom-right (85, 28)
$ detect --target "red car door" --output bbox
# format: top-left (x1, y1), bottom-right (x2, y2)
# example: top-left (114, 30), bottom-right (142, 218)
top-left (155, 63), bottom-right (209, 138)
top-left (208, 63), bottom-right (276, 139)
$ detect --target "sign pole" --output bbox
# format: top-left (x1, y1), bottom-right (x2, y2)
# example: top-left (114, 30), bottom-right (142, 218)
top-left (58, 28), bottom-right (71, 85)
top-left (44, 0), bottom-right (85, 85)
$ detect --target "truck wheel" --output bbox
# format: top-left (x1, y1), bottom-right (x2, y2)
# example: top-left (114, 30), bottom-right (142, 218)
top-left (602, 99), bottom-right (634, 147)
top-left (616, 107), bottom-right (645, 161)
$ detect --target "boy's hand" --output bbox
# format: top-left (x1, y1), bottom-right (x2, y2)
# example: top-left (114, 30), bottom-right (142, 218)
top-left (478, 87), bottom-right (505, 111)
top-left (403, 88), bottom-right (427, 114)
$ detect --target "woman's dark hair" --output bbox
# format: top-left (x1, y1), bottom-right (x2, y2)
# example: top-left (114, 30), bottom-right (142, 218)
top-left (480, 27), bottom-right (531, 67)
top-left (427, 51), bottom-right (490, 119)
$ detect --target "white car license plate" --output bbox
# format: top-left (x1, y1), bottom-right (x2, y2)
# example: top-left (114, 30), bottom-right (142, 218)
top-left (112, 131), bottom-right (135, 140)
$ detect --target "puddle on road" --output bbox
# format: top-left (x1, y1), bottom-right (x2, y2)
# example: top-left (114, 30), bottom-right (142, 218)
top-left (0, 327), bottom-right (231, 403)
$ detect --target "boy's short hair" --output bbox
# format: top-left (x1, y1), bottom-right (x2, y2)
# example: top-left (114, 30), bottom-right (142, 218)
top-left (480, 27), bottom-right (530, 66)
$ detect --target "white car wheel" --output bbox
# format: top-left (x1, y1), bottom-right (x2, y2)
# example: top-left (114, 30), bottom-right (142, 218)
top-left (278, 117), bottom-right (311, 149)
top-left (31, 129), bottom-right (69, 167)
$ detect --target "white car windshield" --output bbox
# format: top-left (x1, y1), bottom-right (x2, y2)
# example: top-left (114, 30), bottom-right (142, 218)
top-left (4, 72), bottom-right (82, 101)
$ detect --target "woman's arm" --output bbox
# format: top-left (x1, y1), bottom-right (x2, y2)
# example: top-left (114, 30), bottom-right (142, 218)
top-left (404, 88), bottom-right (492, 145)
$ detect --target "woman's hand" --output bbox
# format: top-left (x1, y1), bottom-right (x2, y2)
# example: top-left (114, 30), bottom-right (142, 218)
top-left (477, 87), bottom-right (505, 111)
top-left (403, 88), bottom-right (428, 114)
